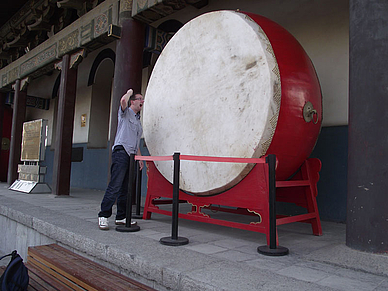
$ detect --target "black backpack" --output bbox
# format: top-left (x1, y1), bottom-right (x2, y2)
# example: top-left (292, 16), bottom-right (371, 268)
top-left (0, 250), bottom-right (29, 291)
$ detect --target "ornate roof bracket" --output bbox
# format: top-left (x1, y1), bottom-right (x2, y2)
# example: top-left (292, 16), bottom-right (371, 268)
top-left (20, 77), bottom-right (31, 91)
top-left (4, 35), bottom-right (30, 48)
top-left (132, 0), bottom-right (209, 24)
top-left (31, 7), bottom-right (44, 18)
top-left (0, 0), bottom-right (120, 90)
top-left (57, 0), bottom-right (85, 11)
top-left (0, 0), bottom-right (48, 37)
top-left (3, 22), bottom-right (29, 50)
top-left (11, 76), bottom-right (30, 91)
top-left (70, 48), bottom-right (86, 69)
top-left (0, 49), bottom-right (11, 60)
top-left (9, 26), bottom-right (21, 37)
top-left (27, 17), bottom-right (53, 32)
top-left (57, 0), bottom-right (94, 17)
top-left (29, 3), bottom-right (56, 29)
top-left (55, 48), bottom-right (85, 70)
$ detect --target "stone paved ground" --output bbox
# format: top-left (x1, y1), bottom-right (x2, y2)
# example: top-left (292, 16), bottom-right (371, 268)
top-left (1, 185), bottom-right (387, 290)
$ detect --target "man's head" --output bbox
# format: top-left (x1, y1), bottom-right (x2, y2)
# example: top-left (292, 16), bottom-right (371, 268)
top-left (129, 93), bottom-right (144, 114)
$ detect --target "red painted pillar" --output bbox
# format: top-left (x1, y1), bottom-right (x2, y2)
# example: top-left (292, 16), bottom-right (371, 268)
top-left (7, 80), bottom-right (26, 185)
top-left (52, 54), bottom-right (77, 196)
top-left (0, 92), bottom-right (6, 182)
top-left (108, 17), bottom-right (145, 178)
top-left (0, 93), bottom-right (4, 143)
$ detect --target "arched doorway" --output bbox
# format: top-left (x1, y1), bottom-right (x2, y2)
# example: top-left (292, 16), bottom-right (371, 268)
top-left (87, 49), bottom-right (115, 148)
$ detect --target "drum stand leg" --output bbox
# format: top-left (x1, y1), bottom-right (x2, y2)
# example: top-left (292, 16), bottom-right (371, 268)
top-left (275, 158), bottom-right (323, 236)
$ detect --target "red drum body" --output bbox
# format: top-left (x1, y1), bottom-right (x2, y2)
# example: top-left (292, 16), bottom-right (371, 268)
top-left (244, 12), bottom-right (322, 180)
top-left (143, 11), bottom-right (322, 195)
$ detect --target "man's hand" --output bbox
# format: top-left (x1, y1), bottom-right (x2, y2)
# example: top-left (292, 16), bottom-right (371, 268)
top-left (121, 89), bottom-right (133, 110)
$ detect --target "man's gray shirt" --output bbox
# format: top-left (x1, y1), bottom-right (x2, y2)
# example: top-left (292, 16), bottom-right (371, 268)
top-left (113, 106), bottom-right (143, 155)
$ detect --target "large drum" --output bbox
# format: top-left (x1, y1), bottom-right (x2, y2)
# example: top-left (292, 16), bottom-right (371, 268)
top-left (143, 10), bottom-right (322, 195)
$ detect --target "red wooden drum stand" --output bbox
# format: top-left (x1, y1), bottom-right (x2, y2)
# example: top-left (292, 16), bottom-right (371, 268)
top-left (143, 158), bottom-right (322, 245)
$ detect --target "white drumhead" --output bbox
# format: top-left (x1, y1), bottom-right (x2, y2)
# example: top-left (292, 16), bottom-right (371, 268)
top-left (143, 10), bottom-right (281, 195)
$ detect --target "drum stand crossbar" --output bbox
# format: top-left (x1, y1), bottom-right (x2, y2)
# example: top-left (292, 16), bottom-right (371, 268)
top-left (142, 154), bottom-right (322, 250)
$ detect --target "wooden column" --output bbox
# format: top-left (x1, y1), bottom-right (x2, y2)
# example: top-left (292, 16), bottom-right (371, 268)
top-left (347, 0), bottom-right (388, 253)
top-left (52, 54), bottom-right (78, 196)
top-left (0, 92), bottom-right (5, 152)
top-left (108, 17), bottom-right (145, 179)
top-left (0, 92), bottom-right (6, 182)
top-left (7, 80), bottom-right (27, 185)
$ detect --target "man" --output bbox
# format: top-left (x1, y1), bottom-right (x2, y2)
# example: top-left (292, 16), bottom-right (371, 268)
top-left (98, 89), bottom-right (144, 230)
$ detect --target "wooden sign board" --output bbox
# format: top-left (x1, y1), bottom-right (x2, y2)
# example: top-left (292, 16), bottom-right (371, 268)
top-left (21, 119), bottom-right (47, 162)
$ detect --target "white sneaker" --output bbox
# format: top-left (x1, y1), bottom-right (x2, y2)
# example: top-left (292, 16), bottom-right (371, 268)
top-left (115, 218), bottom-right (137, 226)
top-left (98, 217), bottom-right (109, 230)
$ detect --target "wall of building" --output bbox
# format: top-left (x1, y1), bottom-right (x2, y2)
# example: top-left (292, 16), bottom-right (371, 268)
top-left (24, 72), bottom-right (58, 146)
top-left (25, 41), bottom-right (116, 146)
top-left (42, 139), bottom-right (149, 195)
top-left (311, 126), bottom-right (348, 222)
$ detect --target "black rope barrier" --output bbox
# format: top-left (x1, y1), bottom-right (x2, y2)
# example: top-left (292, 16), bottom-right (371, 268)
top-left (160, 152), bottom-right (189, 246)
top-left (257, 154), bottom-right (289, 256)
top-left (132, 162), bottom-right (143, 219)
top-left (122, 153), bottom-right (289, 254)
top-left (116, 153), bottom-right (140, 232)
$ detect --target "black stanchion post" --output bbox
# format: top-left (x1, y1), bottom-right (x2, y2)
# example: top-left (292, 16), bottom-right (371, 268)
top-left (132, 161), bottom-right (143, 219)
top-left (116, 153), bottom-right (140, 232)
top-left (160, 152), bottom-right (189, 246)
top-left (258, 154), bottom-right (289, 256)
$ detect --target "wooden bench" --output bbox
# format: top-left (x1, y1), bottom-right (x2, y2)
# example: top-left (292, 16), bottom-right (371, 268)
top-left (22, 244), bottom-right (155, 291)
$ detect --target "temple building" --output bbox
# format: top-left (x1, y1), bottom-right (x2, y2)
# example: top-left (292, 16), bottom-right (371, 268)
top-left (0, 0), bottom-right (386, 253)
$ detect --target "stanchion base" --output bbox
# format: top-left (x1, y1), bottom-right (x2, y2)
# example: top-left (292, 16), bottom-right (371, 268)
top-left (132, 214), bottom-right (143, 219)
top-left (160, 236), bottom-right (189, 246)
top-left (257, 245), bottom-right (289, 256)
top-left (115, 225), bottom-right (140, 232)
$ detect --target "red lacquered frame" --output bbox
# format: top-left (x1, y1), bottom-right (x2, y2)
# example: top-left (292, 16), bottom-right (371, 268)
top-left (143, 158), bottom-right (322, 245)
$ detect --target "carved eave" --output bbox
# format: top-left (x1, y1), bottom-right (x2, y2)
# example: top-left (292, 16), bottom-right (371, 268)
top-left (0, 0), bottom-right (120, 91)
top-left (132, 0), bottom-right (208, 24)
top-left (0, 49), bottom-right (10, 59)
top-left (28, 3), bottom-right (56, 32)
top-left (0, 0), bottom-right (100, 69)
top-left (27, 16), bottom-right (53, 32)
top-left (4, 35), bottom-right (30, 48)
top-left (0, 0), bottom-right (52, 65)
top-left (7, 0), bottom-right (49, 34)
top-left (57, 0), bottom-right (97, 17)
top-left (55, 48), bottom-right (86, 70)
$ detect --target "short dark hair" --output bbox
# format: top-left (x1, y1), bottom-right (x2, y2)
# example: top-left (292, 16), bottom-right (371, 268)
top-left (129, 92), bottom-right (141, 101)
